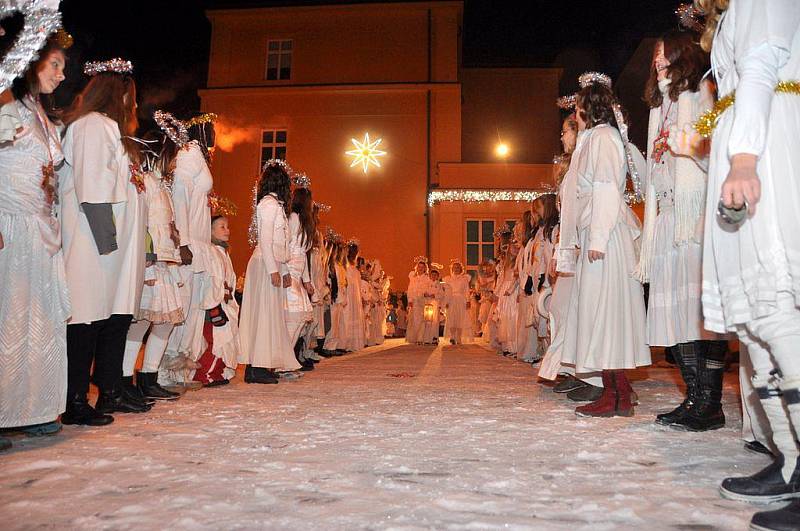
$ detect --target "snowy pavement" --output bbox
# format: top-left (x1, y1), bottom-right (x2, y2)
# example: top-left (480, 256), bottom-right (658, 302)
top-left (1, 339), bottom-right (766, 530)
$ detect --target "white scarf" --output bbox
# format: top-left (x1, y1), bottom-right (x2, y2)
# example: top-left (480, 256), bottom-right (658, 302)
top-left (634, 80), bottom-right (713, 282)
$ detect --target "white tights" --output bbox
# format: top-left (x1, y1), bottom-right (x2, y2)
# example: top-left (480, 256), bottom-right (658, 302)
top-left (123, 320), bottom-right (175, 377)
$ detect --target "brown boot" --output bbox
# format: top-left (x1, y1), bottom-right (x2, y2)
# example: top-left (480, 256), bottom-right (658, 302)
top-left (575, 371), bottom-right (617, 417)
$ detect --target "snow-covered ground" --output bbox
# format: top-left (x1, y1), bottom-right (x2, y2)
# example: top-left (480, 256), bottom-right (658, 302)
top-left (1, 339), bottom-right (767, 530)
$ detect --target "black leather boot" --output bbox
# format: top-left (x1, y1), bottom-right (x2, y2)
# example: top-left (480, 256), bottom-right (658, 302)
top-left (244, 365), bottom-right (278, 384)
top-left (672, 341), bottom-right (726, 431)
top-left (1, 436), bottom-right (12, 452)
top-left (656, 342), bottom-right (699, 425)
top-left (295, 338), bottom-right (314, 371)
top-left (720, 454), bottom-right (800, 504)
top-left (95, 386), bottom-right (151, 414)
top-left (61, 394), bottom-right (114, 426)
top-left (122, 375), bottom-right (154, 406)
top-left (138, 371), bottom-right (180, 401)
top-left (750, 499), bottom-right (800, 531)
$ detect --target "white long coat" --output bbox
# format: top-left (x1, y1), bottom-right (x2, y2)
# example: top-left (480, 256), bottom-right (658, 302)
top-left (59, 112), bottom-right (146, 325)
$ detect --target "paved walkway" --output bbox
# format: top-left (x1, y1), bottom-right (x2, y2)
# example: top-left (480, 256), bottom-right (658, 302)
top-left (1, 339), bottom-right (762, 529)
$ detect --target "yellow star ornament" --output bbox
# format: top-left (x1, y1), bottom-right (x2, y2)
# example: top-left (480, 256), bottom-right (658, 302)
top-left (346, 133), bottom-right (387, 174)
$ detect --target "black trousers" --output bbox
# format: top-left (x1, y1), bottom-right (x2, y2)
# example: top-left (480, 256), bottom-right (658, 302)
top-left (66, 314), bottom-right (133, 398)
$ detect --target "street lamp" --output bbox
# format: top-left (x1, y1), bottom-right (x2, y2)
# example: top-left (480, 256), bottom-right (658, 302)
top-left (495, 142), bottom-right (510, 159)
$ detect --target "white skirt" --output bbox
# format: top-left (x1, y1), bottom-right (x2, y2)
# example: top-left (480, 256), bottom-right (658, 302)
top-left (137, 262), bottom-right (185, 324)
top-left (563, 224), bottom-right (650, 372)
top-left (647, 207), bottom-right (711, 346)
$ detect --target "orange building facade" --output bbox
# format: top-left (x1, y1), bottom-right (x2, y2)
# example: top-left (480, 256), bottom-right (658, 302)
top-left (201, 1), bottom-right (561, 287)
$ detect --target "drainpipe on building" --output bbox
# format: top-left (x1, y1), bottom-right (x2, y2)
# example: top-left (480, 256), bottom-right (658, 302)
top-left (424, 9), bottom-right (432, 259)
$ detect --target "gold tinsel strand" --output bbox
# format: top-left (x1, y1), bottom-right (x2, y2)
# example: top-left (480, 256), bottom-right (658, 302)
top-left (186, 113), bottom-right (219, 127)
top-left (694, 81), bottom-right (800, 138)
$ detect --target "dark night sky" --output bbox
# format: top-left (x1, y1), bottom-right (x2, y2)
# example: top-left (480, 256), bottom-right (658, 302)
top-left (6, 0), bottom-right (683, 126)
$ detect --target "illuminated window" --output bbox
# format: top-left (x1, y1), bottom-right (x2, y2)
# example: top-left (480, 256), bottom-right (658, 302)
top-left (260, 129), bottom-right (287, 169)
top-left (266, 39), bottom-right (292, 80)
top-left (465, 219), bottom-right (495, 278)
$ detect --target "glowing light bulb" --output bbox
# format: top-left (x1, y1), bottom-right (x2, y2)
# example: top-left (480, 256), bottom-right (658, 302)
top-left (495, 142), bottom-right (510, 158)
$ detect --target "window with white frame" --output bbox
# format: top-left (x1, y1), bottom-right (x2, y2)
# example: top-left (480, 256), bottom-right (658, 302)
top-left (260, 129), bottom-right (287, 169)
top-left (266, 39), bottom-right (293, 80)
top-left (465, 219), bottom-right (496, 280)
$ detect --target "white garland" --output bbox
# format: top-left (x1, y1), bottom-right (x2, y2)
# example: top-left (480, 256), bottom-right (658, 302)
top-left (0, 0), bottom-right (62, 92)
top-left (83, 57), bottom-right (133, 76)
top-left (154, 110), bottom-right (189, 148)
top-left (428, 187), bottom-right (641, 206)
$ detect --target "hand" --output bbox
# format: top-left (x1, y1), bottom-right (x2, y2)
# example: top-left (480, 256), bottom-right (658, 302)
top-left (169, 222), bottom-right (181, 249)
top-left (0, 231), bottom-right (5, 250)
top-left (144, 279), bottom-right (156, 287)
top-left (179, 245), bottom-right (193, 266)
top-left (667, 124), bottom-right (709, 160)
top-left (548, 259), bottom-right (557, 278)
top-left (282, 274), bottom-right (292, 288)
top-left (270, 272), bottom-right (281, 287)
top-left (304, 282), bottom-right (315, 296)
top-left (588, 250), bottom-right (605, 263)
top-left (721, 154), bottom-right (760, 215)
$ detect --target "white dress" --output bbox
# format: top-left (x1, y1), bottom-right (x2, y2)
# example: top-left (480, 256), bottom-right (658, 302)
top-left (561, 125), bottom-right (650, 372)
top-left (170, 142), bottom-right (215, 361)
top-left (342, 263), bottom-right (366, 351)
top-left (0, 98), bottom-right (70, 427)
top-left (323, 263), bottom-right (347, 351)
top-left (642, 81), bottom-right (714, 346)
top-left (59, 112), bottom-right (146, 324)
top-left (406, 272), bottom-right (433, 344)
top-left (239, 194), bottom-right (300, 371)
top-left (494, 261), bottom-right (519, 353)
top-left (444, 273), bottom-right (472, 343)
top-left (515, 236), bottom-right (536, 357)
top-left (702, 0), bottom-right (800, 333)
top-left (137, 171), bottom-right (184, 324)
top-left (286, 213), bottom-right (313, 344)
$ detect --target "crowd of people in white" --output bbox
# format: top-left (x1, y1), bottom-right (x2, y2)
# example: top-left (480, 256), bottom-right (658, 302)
top-left (0, 1), bottom-right (799, 528)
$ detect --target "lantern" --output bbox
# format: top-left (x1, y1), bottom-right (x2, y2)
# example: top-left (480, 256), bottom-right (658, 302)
top-left (423, 303), bottom-right (436, 322)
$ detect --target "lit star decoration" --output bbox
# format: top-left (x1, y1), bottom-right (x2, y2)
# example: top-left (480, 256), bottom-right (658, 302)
top-left (346, 133), bottom-right (386, 173)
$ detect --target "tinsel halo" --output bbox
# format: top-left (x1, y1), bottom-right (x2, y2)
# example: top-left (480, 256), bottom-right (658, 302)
top-left (292, 171), bottom-right (311, 189)
top-left (208, 191), bottom-right (238, 218)
top-left (0, 0), bottom-right (62, 92)
top-left (556, 94), bottom-right (576, 110)
top-left (154, 110), bottom-right (189, 148)
top-left (675, 3), bottom-right (704, 32)
top-left (261, 157), bottom-right (292, 174)
top-left (429, 262), bottom-right (444, 272)
top-left (186, 112), bottom-right (218, 127)
top-left (346, 237), bottom-right (360, 247)
top-left (314, 201), bottom-right (331, 213)
top-left (84, 58), bottom-right (133, 76)
top-left (412, 255), bottom-right (429, 266)
top-left (493, 223), bottom-right (513, 238)
top-left (578, 71), bottom-right (612, 89)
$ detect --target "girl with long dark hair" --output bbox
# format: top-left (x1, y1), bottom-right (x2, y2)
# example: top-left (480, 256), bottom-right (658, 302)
top-left (342, 239), bottom-right (367, 351)
top-left (59, 58), bottom-right (148, 422)
top-left (0, 37), bottom-right (70, 447)
top-left (558, 79), bottom-right (650, 418)
top-left (286, 184), bottom-right (316, 370)
top-left (238, 161), bottom-right (299, 384)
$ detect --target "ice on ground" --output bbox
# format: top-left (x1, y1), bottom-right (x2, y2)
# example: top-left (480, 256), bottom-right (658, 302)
top-left (0, 340), bottom-right (765, 530)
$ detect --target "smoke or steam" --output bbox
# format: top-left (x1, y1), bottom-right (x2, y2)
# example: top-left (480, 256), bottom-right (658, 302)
top-left (215, 117), bottom-right (252, 153)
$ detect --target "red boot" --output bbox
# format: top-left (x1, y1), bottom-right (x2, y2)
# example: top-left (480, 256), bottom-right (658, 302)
top-left (614, 370), bottom-right (635, 417)
top-left (575, 371), bottom-right (616, 417)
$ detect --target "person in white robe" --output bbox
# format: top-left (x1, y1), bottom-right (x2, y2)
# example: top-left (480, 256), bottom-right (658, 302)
top-left (161, 131), bottom-right (215, 384)
top-left (693, 2), bottom-right (800, 525)
top-left (406, 259), bottom-right (434, 344)
top-left (494, 243), bottom-right (520, 354)
top-left (191, 214), bottom-right (241, 385)
top-left (322, 240), bottom-right (347, 354)
top-left (476, 260), bottom-right (496, 336)
top-left (424, 266), bottom-right (445, 344)
top-left (239, 161), bottom-right (299, 383)
top-left (635, 31), bottom-right (730, 431)
top-left (0, 41), bottom-right (70, 445)
top-left (122, 165), bottom-right (183, 401)
top-left (286, 186), bottom-right (315, 370)
top-left (342, 241), bottom-right (367, 351)
top-left (303, 222), bottom-right (327, 361)
top-left (443, 261), bottom-right (472, 344)
top-left (60, 62), bottom-right (148, 422)
top-left (559, 80), bottom-right (649, 418)
top-left (515, 212), bottom-right (538, 361)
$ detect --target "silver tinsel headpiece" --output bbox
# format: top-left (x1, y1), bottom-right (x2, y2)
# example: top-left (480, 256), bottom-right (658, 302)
top-left (292, 171), bottom-right (311, 189)
top-left (0, 0), bottom-right (63, 92)
top-left (84, 58), bottom-right (134, 76)
top-left (346, 237), bottom-right (360, 248)
top-left (314, 201), bottom-right (332, 213)
top-left (493, 223), bottom-right (513, 238)
top-left (578, 71), bottom-right (612, 89)
top-left (556, 94), bottom-right (576, 110)
top-left (676, 3), bottom-right (704, 32)
top-left (261, 158), bottom-right (292, 174)
top-left (153, 110), bottom-right (189, 148)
